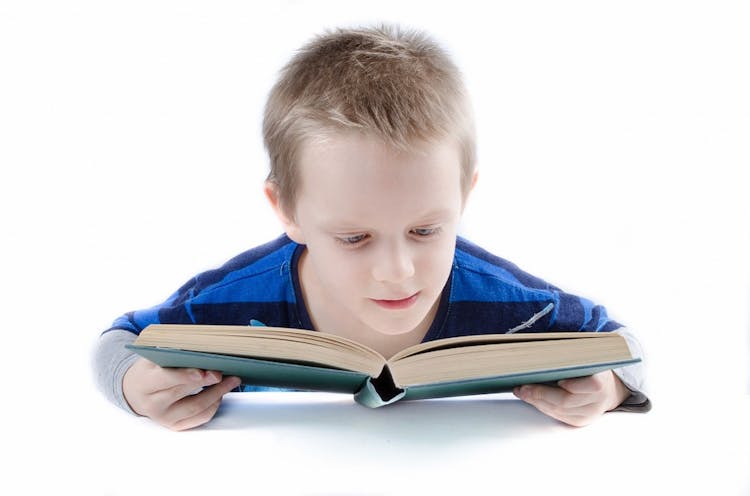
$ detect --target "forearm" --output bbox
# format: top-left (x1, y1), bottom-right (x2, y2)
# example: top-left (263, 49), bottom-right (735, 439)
top-left (92, 329), bottom-right (140, 415)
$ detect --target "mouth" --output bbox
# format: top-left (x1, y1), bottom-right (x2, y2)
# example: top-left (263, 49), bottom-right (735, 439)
top-left (371, 292), bottom-right (420, 310)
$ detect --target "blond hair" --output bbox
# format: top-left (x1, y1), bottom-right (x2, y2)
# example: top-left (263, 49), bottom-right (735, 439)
top-left (263, 24), bottom-right (476, 216)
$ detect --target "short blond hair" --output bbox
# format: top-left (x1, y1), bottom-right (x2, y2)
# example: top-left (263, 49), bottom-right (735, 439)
top-left (263, 24), bottom-right (476, 216)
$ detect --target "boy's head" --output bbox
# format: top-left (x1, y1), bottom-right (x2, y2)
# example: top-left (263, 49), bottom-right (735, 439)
top-left (262, 25), bottom-right (478, 340)
top-left (263, 24), bottom-right (476, 219)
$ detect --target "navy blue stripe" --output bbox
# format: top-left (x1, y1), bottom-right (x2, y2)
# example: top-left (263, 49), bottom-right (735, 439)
top-left (187, 302), bottom-right (303, 328)
top-left (456, 237), bottom-right (557, 291)
top-left (171, 234), bottom-right (294, 307)
top-left (437, 300), bottom-right (557, 338)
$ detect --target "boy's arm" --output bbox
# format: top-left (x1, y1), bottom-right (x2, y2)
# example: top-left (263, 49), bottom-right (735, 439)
top-left (122, 356), bottom-right (240, 431)
top-left (513, 370), bottom-right (630, 427)
top-left (93, 329), bottom-right (141, 414)
top-left (513, 326), bottom-right (651, 426)
top-left (93, 329), bottom-right (240, 430)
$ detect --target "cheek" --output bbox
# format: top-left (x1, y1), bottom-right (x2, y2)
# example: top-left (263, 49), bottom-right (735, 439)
top-left (417, 244), bottom-right (455, 285)
top-left (312, 249), bottom-right (365, 288)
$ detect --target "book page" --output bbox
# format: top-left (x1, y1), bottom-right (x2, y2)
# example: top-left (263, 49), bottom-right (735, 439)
top-left (389, 335), bottom-right (632, 386)
top-left (134, 324), bottom-right (386, 376)
top-left (389, 332), bottom-right (609, 362)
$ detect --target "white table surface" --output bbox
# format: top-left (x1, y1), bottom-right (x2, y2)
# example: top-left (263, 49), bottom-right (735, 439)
top-left (12, 388), bottom-right (748, 496)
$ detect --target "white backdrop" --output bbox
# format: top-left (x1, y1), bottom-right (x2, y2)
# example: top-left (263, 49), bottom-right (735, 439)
top-left (1, 1), bottom-right (748, 494)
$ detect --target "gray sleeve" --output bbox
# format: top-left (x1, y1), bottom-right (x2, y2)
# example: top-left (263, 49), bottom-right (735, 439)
top-left (610, 327), bottom-right (652, 412)
top-left (92, 329), bottom-right (141, 415)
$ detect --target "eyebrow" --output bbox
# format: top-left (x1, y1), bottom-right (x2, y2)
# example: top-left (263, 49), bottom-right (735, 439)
top-left (412, 208), bottom-right (455, 222)
top-left (323, 208), bottom-right (455, 231)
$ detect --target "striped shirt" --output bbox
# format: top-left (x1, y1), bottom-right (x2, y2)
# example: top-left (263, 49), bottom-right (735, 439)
top-left (107, 234), bottom-right (620, 339)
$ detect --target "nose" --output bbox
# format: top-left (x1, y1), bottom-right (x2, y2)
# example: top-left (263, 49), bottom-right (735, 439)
top-left (371, 240), bottom-right (415, 284)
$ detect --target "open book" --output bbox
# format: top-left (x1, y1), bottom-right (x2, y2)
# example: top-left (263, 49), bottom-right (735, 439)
top-left (127, 324), bottom-right (639, 408)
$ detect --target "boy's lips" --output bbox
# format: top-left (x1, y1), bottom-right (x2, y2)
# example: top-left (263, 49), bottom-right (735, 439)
top-left (371, 292), bottom-right (420, 310)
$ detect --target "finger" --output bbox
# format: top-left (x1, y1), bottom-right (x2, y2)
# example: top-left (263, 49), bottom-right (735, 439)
top-left (514, 384), bottom-right (575, 408)
top-left (515, 389), bottom-right (601, 427)
top-left (152, 369), bottom-right (224, 404)
top-left (515, 384), bottom-right (593, 410)
top-left (147, 366), bottom-right (220, 392)
top-left (161, 376), bottom-right (241, 429)
top-left (557, 372), bottom-right (609, 395)
top-left (169, 398), bottom-right (223, 432)
top-left (513, 386), bottom-right (565, 419)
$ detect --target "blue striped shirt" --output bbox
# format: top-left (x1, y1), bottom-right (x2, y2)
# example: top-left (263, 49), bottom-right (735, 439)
top-left (107, 234), bottom-right (620, 339)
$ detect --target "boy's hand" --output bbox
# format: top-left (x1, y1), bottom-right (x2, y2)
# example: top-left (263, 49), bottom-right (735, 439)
top-left (513, 371), bottom-right (630, 427)
top-left (123, 358), bottom-right (241, 431)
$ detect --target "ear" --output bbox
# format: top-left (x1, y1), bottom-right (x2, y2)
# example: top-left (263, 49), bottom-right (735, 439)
top-left (264, 181), bottom-right (306, 244)
top-left (469, 169), bottom-right (479, 192)
top-left (460, 170), bottom-right (479, 213)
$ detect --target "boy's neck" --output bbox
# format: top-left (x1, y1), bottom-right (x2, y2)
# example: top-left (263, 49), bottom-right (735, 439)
top-left (297, 248), bottom-right (436, 359)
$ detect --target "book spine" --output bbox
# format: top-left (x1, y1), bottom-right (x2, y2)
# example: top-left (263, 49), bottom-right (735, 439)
top-left (353, 366), bottom-right (405, 408)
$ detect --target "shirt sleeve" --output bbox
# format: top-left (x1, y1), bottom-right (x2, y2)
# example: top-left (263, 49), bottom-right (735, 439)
top-left (105, 285), bottom-right (189, 335)
top-left (610, 327), bottom-right (652, 413)
top-left (92, 329), bottom-right (140, 415)
top-left (547, 289), bottom-right (623, 332)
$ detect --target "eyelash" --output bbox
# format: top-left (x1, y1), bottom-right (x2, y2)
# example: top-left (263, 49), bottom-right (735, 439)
top-left (335, 227), bottom-right (442, 247)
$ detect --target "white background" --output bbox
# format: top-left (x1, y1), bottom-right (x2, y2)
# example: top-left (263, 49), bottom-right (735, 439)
top-left (1, 1), bottom-right (748, 494)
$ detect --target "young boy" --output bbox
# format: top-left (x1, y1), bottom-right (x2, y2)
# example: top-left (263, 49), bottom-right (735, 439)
top-left (94, 25), bottom-right (649, 431)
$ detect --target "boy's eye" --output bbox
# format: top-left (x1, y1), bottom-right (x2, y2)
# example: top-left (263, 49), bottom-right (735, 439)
top-left (412, 227), bottom-right (441, 237)
top-left (336, 234), bottom-right (368, 245)
top-left (335, 227), bottom-right (441, 247)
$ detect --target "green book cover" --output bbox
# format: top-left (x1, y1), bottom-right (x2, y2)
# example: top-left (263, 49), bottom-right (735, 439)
top-left (126, 345), bottom-right (370, 394)
top-left (126, 343), bottom-right (640, 408)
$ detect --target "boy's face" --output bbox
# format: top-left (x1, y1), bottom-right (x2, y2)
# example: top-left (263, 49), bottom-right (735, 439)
top-left (270, 132), bottom-right (472, 339)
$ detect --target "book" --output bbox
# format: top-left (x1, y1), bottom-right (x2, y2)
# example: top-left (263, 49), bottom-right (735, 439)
top-left (126, 324), bottom-right (639, 408)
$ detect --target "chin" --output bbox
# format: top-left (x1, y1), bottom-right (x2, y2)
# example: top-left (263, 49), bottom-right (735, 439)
top-left (369, 315), bottom-right (427, 336)
top-left (373, 326), bottom-right (416, 336)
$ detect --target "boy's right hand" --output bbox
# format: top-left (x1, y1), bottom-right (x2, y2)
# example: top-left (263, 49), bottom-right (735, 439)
top-left (123, 358), bottom-right (241, 431)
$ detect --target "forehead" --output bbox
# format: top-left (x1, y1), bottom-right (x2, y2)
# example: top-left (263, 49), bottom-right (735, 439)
top-left (297, 132), bottom-right (462, 187)
top-left (295, 132), bottom-right (463, 224)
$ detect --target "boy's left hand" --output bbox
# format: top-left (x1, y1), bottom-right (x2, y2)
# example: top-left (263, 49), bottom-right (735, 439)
top-left (513, 371), bottom-right (631, 427)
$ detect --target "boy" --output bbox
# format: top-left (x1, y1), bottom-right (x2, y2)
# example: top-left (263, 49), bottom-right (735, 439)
top-left (94, 25), bottom-right (649, 431)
